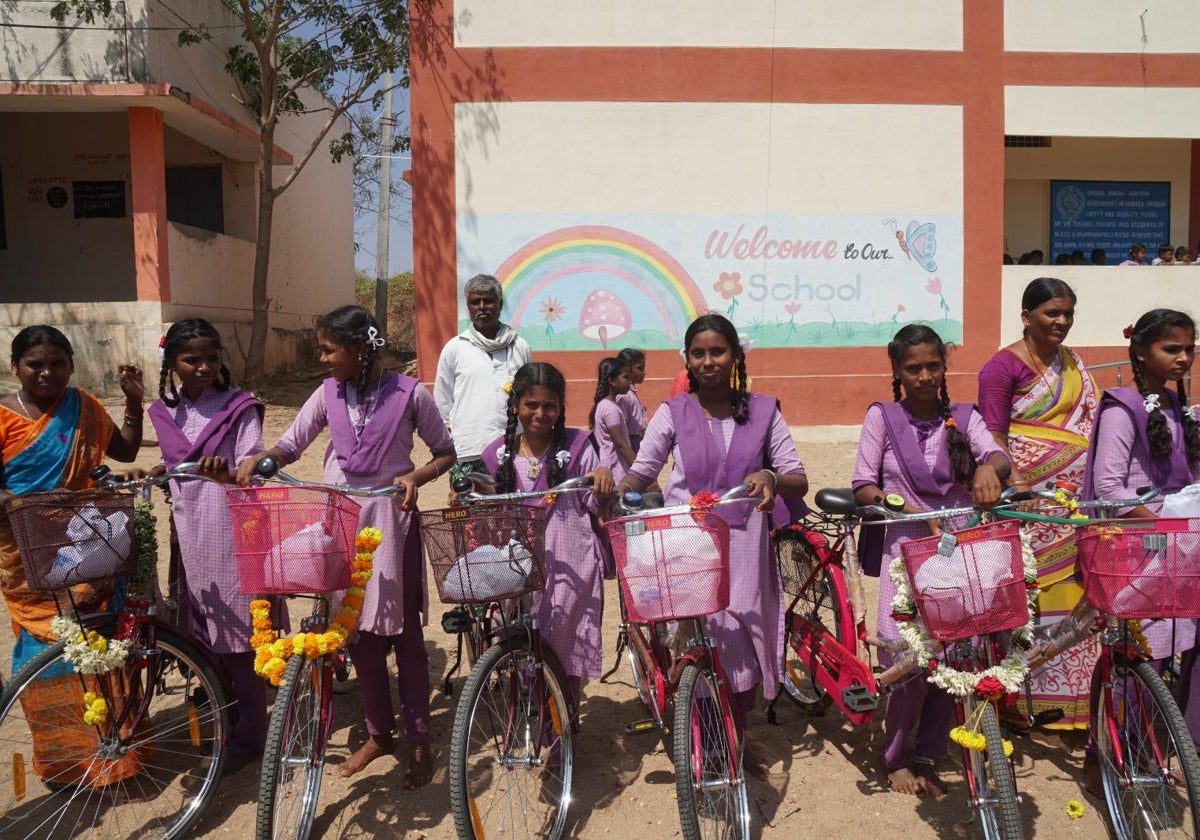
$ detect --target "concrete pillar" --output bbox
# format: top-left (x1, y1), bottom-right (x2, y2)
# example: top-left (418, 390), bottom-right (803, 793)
top-left (128, 106), bottom-right (169, 302)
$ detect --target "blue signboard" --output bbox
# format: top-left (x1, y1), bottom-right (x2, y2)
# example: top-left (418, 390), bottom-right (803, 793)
top-left (1050, 180), bottom-right (1170, 265)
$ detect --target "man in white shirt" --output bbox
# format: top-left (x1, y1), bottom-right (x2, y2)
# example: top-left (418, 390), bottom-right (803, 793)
top-left (434, 274), bottom-right (533, 480)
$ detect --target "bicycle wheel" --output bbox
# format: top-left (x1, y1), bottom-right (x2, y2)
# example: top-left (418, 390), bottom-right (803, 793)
top-left (0, 621), bottom-right (230, 839)
top-left (1092, 659), bottom-right (1200, 839)
top-left (673, 662), bottom-right (749, 840)
top-left (448, 636), bottom-right (575, 839)
top-left (257, 653), bottom-right (331, 840)
top-left (775, 528), bottom-right (846, 710)
top-left (963, 701), bottom-right (1023, 839)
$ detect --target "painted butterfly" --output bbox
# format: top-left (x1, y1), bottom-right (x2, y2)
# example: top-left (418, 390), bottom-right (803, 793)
top-left (905, 220), bottom-right (938, 273)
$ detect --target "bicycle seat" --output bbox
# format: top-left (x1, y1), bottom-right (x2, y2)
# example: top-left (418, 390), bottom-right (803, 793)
top-left (814, 488), bottom-right (858, 515)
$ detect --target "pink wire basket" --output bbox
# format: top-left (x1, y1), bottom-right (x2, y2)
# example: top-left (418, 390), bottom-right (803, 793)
top-left (3, 490), bottom-right (135, 591)
top-left (226, 486), bottom-right (362, 595)
top-left (607, 508), bottom-right (730, 623)
top-left (419, 503), bottom-right (547, 604)
top-left (899, 519), bottom-right (1028, 642)
top-left (1077, 517), bottom-right (1200, 619)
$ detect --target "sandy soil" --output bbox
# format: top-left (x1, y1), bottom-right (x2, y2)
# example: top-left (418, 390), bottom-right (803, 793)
top-left (6, 376), bottom-right (1105, 838)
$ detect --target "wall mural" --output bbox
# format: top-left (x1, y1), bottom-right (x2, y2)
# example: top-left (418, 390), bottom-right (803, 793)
top-left (456, 214), bottom-right (963, 350)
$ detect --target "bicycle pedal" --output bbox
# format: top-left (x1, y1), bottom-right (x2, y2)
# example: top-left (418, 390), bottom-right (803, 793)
top-left (841, 685), bottom-right (879, 713)
top-left (441, 610), bottom-right (473, 634)
top-left (624, 719), bottom-right (658, 735)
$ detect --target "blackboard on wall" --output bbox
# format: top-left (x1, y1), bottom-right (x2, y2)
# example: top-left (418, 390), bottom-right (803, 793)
top-left (73, 180), bottom-right (127, 219)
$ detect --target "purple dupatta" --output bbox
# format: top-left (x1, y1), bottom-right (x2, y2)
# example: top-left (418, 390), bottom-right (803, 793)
top-left (1082, 388), bottom-right (1194, 499)
top-left (149, 389), bottom-right (264, 466)
top-left (324, 372), bottom-right (417, 479)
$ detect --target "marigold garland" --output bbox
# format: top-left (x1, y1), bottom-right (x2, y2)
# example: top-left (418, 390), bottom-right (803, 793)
top-left (50, 615), bottom-right (132, 675)
top-left (949, 701), bottom-right (1014, 757)
top-left (250, 526), bottom-right (382, 686)
top-left (82, 691), bottom-right (109, 726)
top-left (1126, 618), bottom-right (1153, 657)
top-left (887, 530), bottom-right (1038, 698)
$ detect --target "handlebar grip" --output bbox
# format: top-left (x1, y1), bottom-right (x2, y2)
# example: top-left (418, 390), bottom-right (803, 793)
top-left (450, 476), bottom-right (472, 494)
top-left (89, 465), bottom-right (112, 482)
top-left (1136, 485), bottom-right (1153, 496)
top-left (255, 456), bottom-right (280, 479)
top-left (1005, 490), bottom-right (1036, 502)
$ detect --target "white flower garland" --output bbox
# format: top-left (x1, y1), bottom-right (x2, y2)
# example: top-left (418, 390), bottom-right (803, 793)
top-left (50, 615), bottom-right (131, 675)
top-left (887, 531), bottom-right (1038, 698)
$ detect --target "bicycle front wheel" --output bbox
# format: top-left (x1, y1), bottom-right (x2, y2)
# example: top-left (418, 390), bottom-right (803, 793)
top-left (673, 662), bottom-right (750, 840)
top-left (1092, 658), bottom-right (1200, 839)
top-left (448, 637), bottom-right (575, 839)
top-left (257, 653), bottom-right (331, 840)
top-left (0, 621), bottom-right (230, 839)
top-left (775, 527), bottom-right (846, 710)
top-left (965, 701), bottom-right (1023, 839)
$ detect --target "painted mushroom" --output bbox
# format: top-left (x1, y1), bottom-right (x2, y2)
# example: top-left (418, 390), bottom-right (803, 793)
top-left (578, 289), bottom-right (631, 349)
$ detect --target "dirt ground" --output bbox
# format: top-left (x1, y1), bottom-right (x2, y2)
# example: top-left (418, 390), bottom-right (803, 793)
top-left (9, 375), bottom-right (1106, 838)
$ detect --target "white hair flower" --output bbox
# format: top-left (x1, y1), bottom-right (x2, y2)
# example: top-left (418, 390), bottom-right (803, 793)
top-left (1186, 404), bottom-right (1198, 422)
top-left (554, 450), bottom-right (571, 468)
top-left (365, 326), bottom-right (386, 348)
top-left (1144, 393), bottom-right (1162, 414)
top-left (494, 445), bottom-right (510, 463)
top-left (739, 333), bottom-right (754, 354)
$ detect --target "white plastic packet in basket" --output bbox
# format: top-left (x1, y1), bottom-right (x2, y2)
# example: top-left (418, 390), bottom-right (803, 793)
top-left (910, 539), bottom-right (1013, 629)
top-left (45, 505), bottom-right (132, 587)
top-left (621, 522), bottom-right (720, 610)
top-left (1106, 538), bottom-right (1166, 615)
top-left (442, 539), bottom-right (533, 601)
top-left (265, 522), bottom-right (340, 591)
top-left (1161, 483), bottom-right (1200, 518)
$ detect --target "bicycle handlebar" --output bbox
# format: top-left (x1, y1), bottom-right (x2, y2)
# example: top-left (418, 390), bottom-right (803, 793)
top-left (89, 461), bottom-right (222, 492)
top-left (452, 472), bottom-right (594, 506)
top-left (614, 482), bottom-right (756, 517)
top-left (251, 455), bottom-right (406, 498)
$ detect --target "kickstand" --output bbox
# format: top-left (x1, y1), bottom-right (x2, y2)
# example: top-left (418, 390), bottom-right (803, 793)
top-left (442, 633), bottom-right (464, 697)
top-left (599, 630), bottom-right (629, 684)
top-left (767, 689), bottom-right (782, 726)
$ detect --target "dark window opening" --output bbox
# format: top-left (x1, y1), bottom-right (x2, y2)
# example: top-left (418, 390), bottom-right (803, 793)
top-left (166, 165), bottom-right (224, 234)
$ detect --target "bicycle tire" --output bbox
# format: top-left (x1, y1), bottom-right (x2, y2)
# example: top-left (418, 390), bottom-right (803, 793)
top-left (775, 527), bottom-right (848, 711)
top-left (256, 653), bottom-right (330, 840)
top-left (673, 662), bottom-right (750, 840)
top-left (0, 619), bottom-right (230, 839)
top-left (448, 637), bottom-right (575, 839)
top-left (969, 701), bottom-right (1024, 839)
top-left (1092, 658), bottom-right (1200, 839)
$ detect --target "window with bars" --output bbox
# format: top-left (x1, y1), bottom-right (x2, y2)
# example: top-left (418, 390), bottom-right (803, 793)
top-left (1004, 135), bottom-right (1052, 148)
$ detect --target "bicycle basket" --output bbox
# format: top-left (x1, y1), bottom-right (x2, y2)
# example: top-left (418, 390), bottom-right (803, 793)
top-left (3, 490), bottom-right (135, 590)
top-left (775, 522), bottom-right (834, 598)
top-left (1077, 517), bottom-right (1200, 619)
top-left (899, 519), bottom-right (1028, 642)
top-left (226, 486), bottom-right (362, 594)
top-left (419, 504), bottom-right (547, 604)
top-left (607, 509), bottom-right (730, 623)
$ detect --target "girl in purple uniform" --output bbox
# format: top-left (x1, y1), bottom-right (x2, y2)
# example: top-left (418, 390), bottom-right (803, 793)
top-left (852, 324), bottom-right (1009, 797)
top-left (589, 357), bottom-right (636, 484)
top-left (237, 306), bottom-right (456, 787)
top-left (616, 313), bottom-right (807, 777)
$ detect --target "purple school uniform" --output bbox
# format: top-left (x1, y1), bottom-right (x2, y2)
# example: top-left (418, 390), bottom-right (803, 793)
top-left (616, 387), bottom-right (647, 448)
top-left (627, 393), bottom-right (805, 700)
top-left (482, 429), bottom-right (607, 679)
top-left (592, 398), bottom-right (630, 484)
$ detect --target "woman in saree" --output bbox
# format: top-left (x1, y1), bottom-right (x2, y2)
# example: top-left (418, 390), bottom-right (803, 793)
top-left (977, 278), bottom-right (1098, 730)
top-left (0, 325), bottom-right (143, 781)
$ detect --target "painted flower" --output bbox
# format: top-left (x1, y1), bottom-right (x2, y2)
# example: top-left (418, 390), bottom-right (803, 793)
top-left (539, 296), bottom-right (565, 323)
top-left (784, 302), bottom-right (802, 315)
top-left (897, 303), bottom-right (906, 313)
top-left (1066, 799), bottom-right (1085, 819)
top-left (925, 277), bottom-right (942, 296)
top-left (713, 272), bottom-right (743, 300)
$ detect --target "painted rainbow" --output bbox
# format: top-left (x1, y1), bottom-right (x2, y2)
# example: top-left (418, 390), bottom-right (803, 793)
top-left (495, 225), bottom-right (708, 341)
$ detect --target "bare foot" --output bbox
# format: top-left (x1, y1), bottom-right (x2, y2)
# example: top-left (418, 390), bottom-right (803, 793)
top-left (403, 741), bottom-right (433, 790)
top-left (1084, 756), bottom-right (1102, 797)
top-left (336, 732), bottom-right (395, 778)
top-left (743, 743), bottom-right (771, 780)
top-left (913, 759), bottom-right (946, 798)
top-left (887, 766), bottom-right (923, 795)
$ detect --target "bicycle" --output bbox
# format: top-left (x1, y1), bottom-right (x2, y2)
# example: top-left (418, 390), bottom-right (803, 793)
top-left (599, 485), bottom-right (758, 840)
top-left (225, 456), bottom-right (406, 840)
top-left (425, 473), bottom-right (592, 840)
top-left (0, 462), bottom-right (234, 839)
top-left (1013, 485), bottom-right (1200, 839)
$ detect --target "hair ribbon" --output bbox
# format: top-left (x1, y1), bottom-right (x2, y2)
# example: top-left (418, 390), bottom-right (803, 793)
top-left (366, 326), bottom-right (386, 348)
top-left (1122, 324), bottom-right (1134, 339)
top-left (1143, 393), bottom-right (1161, 414)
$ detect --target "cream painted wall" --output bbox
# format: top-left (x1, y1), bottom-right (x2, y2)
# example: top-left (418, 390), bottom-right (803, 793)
top-left (0, 112), bottom-right (135, 300)
top-left (1007, 86), bottom-right (1200, 140)
top-left (1003, 138), bottom-right (1192, 255)
top-left (1, 0), bottom-right (140, 82)
top-left (1005, 0), bottom-right (1200, 54)
top-left (456, 101), bottom-right (963, 215)
top-left (454, 0), bottom-right (962, 50)
top-left (1000, 265), bottom-right (1200, 349)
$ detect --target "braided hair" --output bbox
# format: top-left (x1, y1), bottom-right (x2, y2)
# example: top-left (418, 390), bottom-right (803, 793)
top-left (588, 357), bottom-right (626, 429)
top-left (158, 318), bottom-right (232, 408)
top-left (887, 324), bottom-right (976, 485)
top-left (495, 363), bottom-right (569, 493)
top-left (314, 305), bottom-right (383, 395)
top-left (683, 313), bottom-right (750, 424)
top-left (1126, 309), bottom-right (1200, 462)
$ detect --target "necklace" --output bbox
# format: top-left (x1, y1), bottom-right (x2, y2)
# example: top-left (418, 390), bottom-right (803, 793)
top-left (1024, 337), bottom-right (1058, 394)
top-left (347, 371), bottom-right (385, 438)
top-left (14, 390), bottom-right (35, 421)
top-left (519, 437), bottom-right (551, 480)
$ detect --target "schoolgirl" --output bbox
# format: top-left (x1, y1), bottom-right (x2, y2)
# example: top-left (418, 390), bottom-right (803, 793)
top-left (589, 357), bottom-right (636, 484)
top-left (615, 348), bottom-right (648, 452)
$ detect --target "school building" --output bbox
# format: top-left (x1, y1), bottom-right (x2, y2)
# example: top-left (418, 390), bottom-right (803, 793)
top-left (410, 0), bottom-right (1200, 424)
top-left (0, 0), bottom-right (352, 390)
